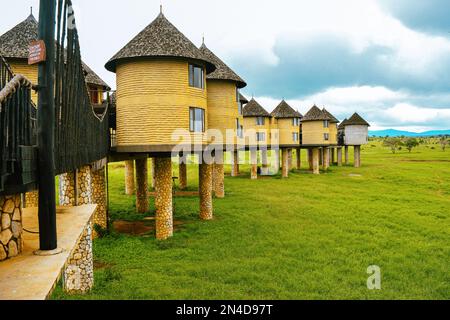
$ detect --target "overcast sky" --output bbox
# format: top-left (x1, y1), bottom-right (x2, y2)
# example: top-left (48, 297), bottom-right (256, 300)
top-left (1, 0), bottom-right (450, 132)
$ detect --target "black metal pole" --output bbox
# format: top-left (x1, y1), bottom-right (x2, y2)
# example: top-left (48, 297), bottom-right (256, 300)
top-left (37, 0), bottom-right (57, 250)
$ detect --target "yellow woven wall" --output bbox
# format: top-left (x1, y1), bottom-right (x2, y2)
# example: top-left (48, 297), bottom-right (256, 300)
top-left (243, 116), bottom-right (272, 146)
top-left (277, 118), bottom-right (300, 146)
top-left (116, 59), bottom-right (208, 147)
top-left (302, 121), bottom-right (330, 145)
top-left (8, 60), bottom-right (38, 103)
top-left (329, 123), bottom-right (338, 145)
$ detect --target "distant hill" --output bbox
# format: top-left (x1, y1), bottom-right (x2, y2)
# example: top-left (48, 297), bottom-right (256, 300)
top-left (369, 129), bottom-right (450, 137)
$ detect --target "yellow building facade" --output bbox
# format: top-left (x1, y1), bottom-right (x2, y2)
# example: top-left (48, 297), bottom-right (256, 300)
top-left (301, 105), bottom-right (339, 146)
top-left (243, 99), bottom-right (272, 147)
top-left (270, 100), bottom-right (302, 147)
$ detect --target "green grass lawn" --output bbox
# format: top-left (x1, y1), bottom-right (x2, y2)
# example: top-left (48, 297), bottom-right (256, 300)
top-left (52, 142), bottom-right (450, 300)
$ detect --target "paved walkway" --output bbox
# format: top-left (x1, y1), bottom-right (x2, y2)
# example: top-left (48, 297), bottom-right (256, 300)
top-left (0, 205), bottom-right (95, 300)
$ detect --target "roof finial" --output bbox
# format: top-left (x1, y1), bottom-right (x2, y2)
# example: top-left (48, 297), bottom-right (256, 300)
top-left (30, 6), bottom-right (33, 15)
top-left (202, 33), bottom-right (205, 45)
top-left (160, 3), bottom-right (163, 14)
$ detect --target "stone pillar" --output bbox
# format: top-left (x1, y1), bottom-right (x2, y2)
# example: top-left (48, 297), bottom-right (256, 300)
top-left (24, 191), bottom-right (39, 208)
top-left (273, 149), bottom-right (280, 173)
top-left (231, 151), bottom-right (240, 177)
top-left (155, 157), bottom-right (173, 240)
top-left (261, 149), bottom-right (269, 175)
top-left (63, 219), bottom-right (93, 294)
top-left (331, 148), bottom-right (336, 165)
top-left (135, 158), bottom-right (149, 214)
top-left (250, 149), bottom-right (258, 180)
top-left (199, 162), bottom-right (213, 220)
top-left (77, 165), bottom-right (93, 205)
top-left (319, 148), bottom-right (323, 166)
top-left (282, 148), bottom-right (289, 178)
top-left (337, 147), bottom-right (343, 167)
top-left (213, 153), bottom-right (225, 198)
top-left (323, 148), bottom-right (330, 170)
top-left (0, 195), bottom-right (23, 261)
top-left (296, 148), bottom-right (301, 169)
top-left (179, 156), bottom-right (187, 191)
top-left (312, 148), bottom-right (320, 175)
top-left (59, 172), bottom-right (76, 206)
top-left (124, 160), bottom-right (135, 195)
top-left (287, 149), bottom-right (293, 171)
top-left (354, 145), bottom-right (361, 168)
top-left (308, 148), bottom-right (313, 171)
top-left (91, 167), bottom-right (108, 230)
top-left (150, 158), bottom-right (156, 189)
top-left (345, 146), bottom-right (349, 165)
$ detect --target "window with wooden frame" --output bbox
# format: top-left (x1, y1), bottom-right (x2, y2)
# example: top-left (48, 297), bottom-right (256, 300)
top-left (324, 133), bottom-right (329, 141)
top-left (292, 118), bottom-right (300, 126)
top-left (256, 132), bottom-right (266, 142)
top-left (256, 117), bottom-right (265, 126)
top-left (189, 64), bottom-right (204, 89)
top-left (189, 107), bottom-right (205, 132)
top-left (323, 120), bottom-right (329, 128)
top-left (292, 132), bottom-right (299, 142)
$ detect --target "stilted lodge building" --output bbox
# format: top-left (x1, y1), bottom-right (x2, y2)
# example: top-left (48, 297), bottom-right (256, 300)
top-left (339, 113), bottom-right (370, 146)
top-left (243, 98), bottom-right (272, 147)
top-left (270, 100), bottom-right (302, 148)
top-left (301, 105), bottom-right (334, 147)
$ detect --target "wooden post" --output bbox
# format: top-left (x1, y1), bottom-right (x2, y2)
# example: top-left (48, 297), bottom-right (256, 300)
top-left (312, 148), bottom-right (320, 174)
top-left (135, 158), bottom-right (149, 213)
top-left (345, 146), bottom-right (349, 165)
top-left (199, 162), bottom-right (213, 220)
top-left (296, 148), bottom-right (301, 169)
top-left (282, 148), bottom-right (289, 178)
top-left (124, 160), bottom-right (135, 195)
top-left (179, 156), bottom-right (187, 190)
top-left (337, 147), bottom-right (343, 167)
top-left (354, 145), bottom-right (361, 168)
top-left (155, 157), bottom-right (173, 240)
top-left (37, 0), bottom-right (57, 251)
top-left (250, 149), bottom-right (257, 180)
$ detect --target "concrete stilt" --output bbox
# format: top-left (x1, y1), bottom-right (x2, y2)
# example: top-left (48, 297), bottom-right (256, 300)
top-left (155, 157), bottom-right (173, 240)
top-left (323, 148), bottom-right (330, 170)
top-left (124, 160), bottom-right (135, 195)
top-left (354, 145), bottom-right (361, 168)
top-left (331, 148), bottom-right (336, 165)
top-left (345, 146), bottom-right (349, 165)
top-left (213, 153), bottom-right (225, 198)
top-left (282, 148), bottom-right (289, 178)
top-left (273, 149), bottom-right (280, 173)
top-left (250, 149), bottom-right (258, 180)
top-left (312, 148), bottom-right (320, 174)
top-left (199, 162), bottom-right (213, 220)
top-left (135, 158), bottom-right (149, 214)
top-left (296, 148), bottom-right (301, 169)
top-left (308, 148), bottom-right (313, 170)
top-left (91, 167), bottom-right (108, 231)
top-left (337, 147), bottom-right (343, 167)
top-left (231, 151), bottom-right (240, 177)
top-left (179, 156), bottom-right (187, 190)
top-left (261, 149), bottom-right (269, 175)
top-left (288, 149), bottom-right (293, 171)
top-left (319, 148), bottom-right (323, 165)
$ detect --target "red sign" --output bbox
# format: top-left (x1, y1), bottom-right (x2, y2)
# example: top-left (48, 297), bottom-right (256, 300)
top-left (28, 40), bottom-right (46, 65)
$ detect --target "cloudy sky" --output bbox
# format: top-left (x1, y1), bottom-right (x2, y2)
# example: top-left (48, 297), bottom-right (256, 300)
top-left (1, 0), bottom-right (450, 131)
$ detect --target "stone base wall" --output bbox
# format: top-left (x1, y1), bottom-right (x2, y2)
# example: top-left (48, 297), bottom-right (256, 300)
top-left (155, 157), bottom-right (173, 240)
top-left (24, 191), bottom-right (39, 208)
top-left (0, 195), bottom-right (23, 262)
top-left (59, 172), bottom-right (76, 206)
top-left (91, 167), bottom-right (107, 230)
top-left (77, 166), bottom-right (93, 205)
top-left (63, 219), bottom-right (93, 294)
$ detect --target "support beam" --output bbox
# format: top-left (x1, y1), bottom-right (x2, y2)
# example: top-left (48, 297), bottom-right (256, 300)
top-left (179, 156), bottom-right (187, 190)
top-left (323, 148), bottom-right (330, 170)
top-left (124, 160), bottom-right (135, 195)
top-left (213, 153), bottom-right (224, 198)
top-left (312, 148), bottom-right (320, 174)
top-left (337, 147), bottom-right (343, 167)
top-left (135, 158), bottom-right (149, 214)
top-left (155, 157), bottom-right (173, 240)
top-left (345, 146), bottom-right (349, 165)
top-left (231, 151), bottom-right (240, 177)
top-left (296, 148), bottom-right (301, 169)
top-left (354, 145), bottom-right (361, 168)
top-left (250, 149), bottom-right (258, 180)
top-left (282, 148), bottom-right (289, 178)
top-left (199, 162), bottom-right (213, 220)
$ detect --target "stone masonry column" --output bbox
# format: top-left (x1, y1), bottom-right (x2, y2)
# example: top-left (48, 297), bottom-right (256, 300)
top-left (312, 148), bottom-right (320, 175)
top-left (59, 172), bottom-right (76, 206)
top-left (273, 149), bottom-right (280, 173)
top-left (0, 195), bottom-right (23, 261)
top-left (296, 148), bottom-right (301, 169)
top-left (24, 191), bottom-right (39, 208)
top-left (63, 219), bottom-right (93, 294)
top-left (354, 145), bottom-right (361, 168)
top-left (250, 149), bottom-right (258, 180)
top-left (77, 165), bottom-right (93, 205)
top-left (319, 148), bottom-right (323, 166)
top-left (91, 167), bottom-right (108, 230)
top-left (213, 153), bottom-right (225, 198)
top-left (155, 157), bottom-right (173, 240)
top-left (261, 149), bottom-right (269, 175)
top-left (288, 149), bottom-right (293, 171)
top-left (308, 148), bottom-right (313, 171)
top-left (345, 146), bottom-right (349, 165)
top-left (337, 147), bottom-right (343, 167)
top-left (323, 148), bottom-right (330, 171)
top-left (199, 162), bottom-right (213, 220)
top-left (179, 156), bottom-right (187, 191)
top-left (135, 158), bottom-right (149, 214)
top-left (150, 158), bottom-right (156, 189)
top-left (282, 148), bottom-right (289, 178)
top-left (331, 148), bottom-right (336, 165)
top-left (124, 160), bottom-right (135, 195)
top-left (231, 151), bottom-right (240, 177)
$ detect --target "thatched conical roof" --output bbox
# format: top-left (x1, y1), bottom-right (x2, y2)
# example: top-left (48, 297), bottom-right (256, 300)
top-left (322, 108), bottom-right (339, 123)
top-left (239, 93), bottom-right (249, 104)
top-left (105, 12), bottom-right (215, 73)
top-left (346, 113), bottom-right (370, 126)
top-left (271, 100), bottom-right (302, 119)
top-left (243, 98), bottom-right (270, 117)
top-left (199, 43), bottom-right (246, 88)
top-left (338, 118), bottom-right (348, 130)
top-left (0, 14), bottom-right (111, 90)
top-left (302, 105), bottom-right (330, 122)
